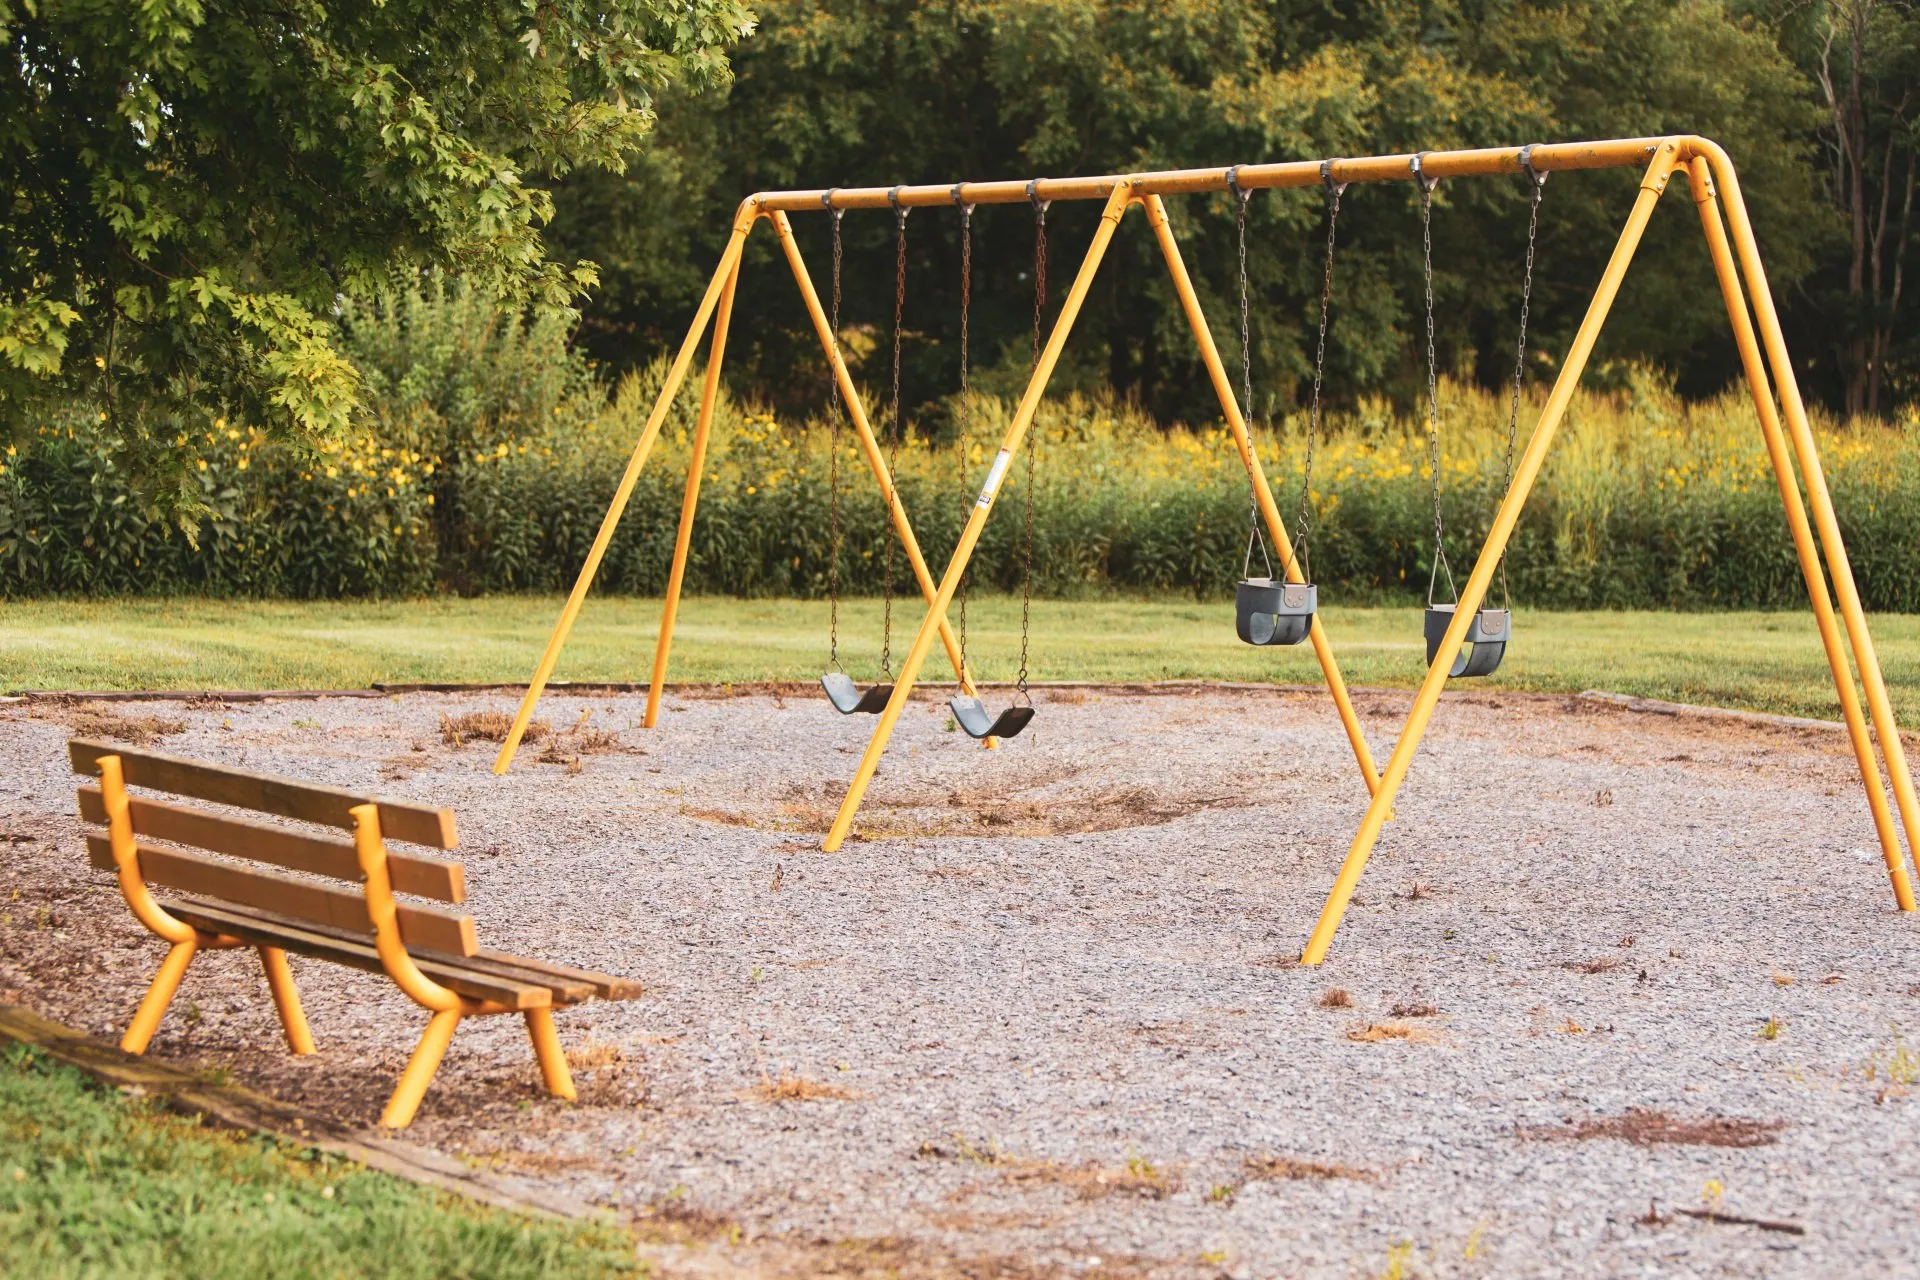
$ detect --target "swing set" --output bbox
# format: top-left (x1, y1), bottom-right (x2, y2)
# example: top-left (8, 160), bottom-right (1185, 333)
top-left (493, 136), bottom-right (1920, 963)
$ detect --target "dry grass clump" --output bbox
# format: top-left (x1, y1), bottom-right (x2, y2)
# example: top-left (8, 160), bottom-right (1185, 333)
top-left (1345, 1022), bottom-right (1436, 1044)
top-left (565, 1040), bottom-right (628, 1073)
top-left (1388, 1000), bottom-right (1441, 1018)
top-left (66, 707), bottom-right (187, 745)
top-left (1243, 1153), bottom-right (1374, 1183)
top-left (1567, 955), bottom-right (1623, 975)
top-left (440, 711), bottom-right (548, 746)
top-left (1003, 1155), bottom-right (1176, 1201)
top-left (749, 1072), bottom-right (857, 1103)
top-left (1318, 987), bottom-right (1354, 1009)
top-left (1522, 1108), bottom-right (1784, 1148)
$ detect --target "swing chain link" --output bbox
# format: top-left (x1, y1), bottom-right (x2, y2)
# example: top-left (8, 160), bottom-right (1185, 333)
top-left (881, 187), bottom-right (910, 680)
top-left (1413, 154), bottom-right (1457, 607)
top-left (956, 199), bottom-right (974, 679)
top-left (1227, 166), bottom-right (1273, 582)
top-left (825, 191), bottom-right (845, 670)
top-left (1497, 146), bottom-right (1548, 609)
top-left (1300, 159), bottom-right (1347, 583)
top-left (1019, 183), bottom-right (1049, 702)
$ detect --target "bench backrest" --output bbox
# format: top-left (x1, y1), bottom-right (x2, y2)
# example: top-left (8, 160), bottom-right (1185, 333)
top-left (70, 739), bottom-right (477, 956)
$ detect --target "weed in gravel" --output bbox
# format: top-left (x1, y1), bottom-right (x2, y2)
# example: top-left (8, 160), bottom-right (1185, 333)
top-left (1243, 1154), bottom-right (1373, 1182)
top-left (1758, 1015), bottom-right (1783, 1040)
top-left (1345, 1022), bottom-right (1434, 1043)
top-left (1567, 955), bottom-right (1622, 975)
top-left (1318, 988), bottom-right (1353, 1009)
top-left (1772, 972), bottom-right (1794, 986)
top-left (1521, 1108), bottom-right (1785, 1147)
top-left (61, 707), bottom-right (187, 745)
top-left (749, 1073), bottom-right (856, 1103)
top-left (440, 711), bottom-right (548, 746)
top-left (916, 1133), bottom-right (1006, 1165)
top-left (1401, 882), bottom-right (1432, 901)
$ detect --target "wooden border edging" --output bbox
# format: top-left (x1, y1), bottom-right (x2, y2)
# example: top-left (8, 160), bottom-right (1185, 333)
top-left (0, 1003), bottom-right (602, 1221)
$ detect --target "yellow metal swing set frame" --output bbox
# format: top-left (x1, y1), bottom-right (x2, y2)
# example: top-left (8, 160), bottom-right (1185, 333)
top-left (496, 136), bottom-right (1920, 962)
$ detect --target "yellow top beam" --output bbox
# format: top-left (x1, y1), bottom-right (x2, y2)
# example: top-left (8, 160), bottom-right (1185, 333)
top-left (750, 137), bottom-right (1689, 213)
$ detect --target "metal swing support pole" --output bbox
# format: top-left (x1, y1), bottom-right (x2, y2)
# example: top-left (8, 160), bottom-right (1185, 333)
top-left (1297, 143), bottom-right (1683, 962)
top-left (1699, 140), bottom-right (1920, 898)
top-left (1686, 156), bottom-right (1917, 909)
top-left (1300, 135), bottom-right (1919, 962)
top-left (820, 180), bottom-right (1140, 852)
top-left (1142, 194), bottom-right (1382, 796)
top-left (496, 201), bottom-right (759, 773)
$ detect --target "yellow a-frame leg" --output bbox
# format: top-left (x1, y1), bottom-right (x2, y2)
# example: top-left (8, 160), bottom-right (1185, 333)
top-left (1143, 194), bottom-right (1381, 796)
top-left (820, 181), bottom-right (1140, 851)
top-left (1697, 142), bottom-right (1920, 896)
top-left (1297, 141), bottom-right (1688, 963)
top-left (496, 202), bottom-right (761, 772)
top-left (1686, 156), bottom-right (1915, 908)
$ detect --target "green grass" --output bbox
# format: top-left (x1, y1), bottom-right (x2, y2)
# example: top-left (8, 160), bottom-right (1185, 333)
top-left (5, 595), bottom-right (1918, 722)
top-left (0, 1043), bottom-right (637, 1279)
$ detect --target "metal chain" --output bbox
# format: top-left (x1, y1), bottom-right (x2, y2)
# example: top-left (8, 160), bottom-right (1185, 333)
top-left (1416, 157), bottom-right (1456, 606)
top-left (1301, 164), bottom-right (1346, 584)
top-left (826, 195), bottom-right (845, 669)
top-left (1498, 152), bottom-right (1547, 610)
top-left (1229, 168), bottom-right (1272, 581)
top-left (1020, 189), bottom-right (1049, 701)
top-left (881, 191), bottom-right (909, 679)
top-left (956, 200), bottom-right (973, 677)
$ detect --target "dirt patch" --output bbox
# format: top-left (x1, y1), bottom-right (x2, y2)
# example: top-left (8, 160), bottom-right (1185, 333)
top-left (1000, 1156), bottom-right (1177, 1201)
top-left (747, 1072), bottom-right (858, 1103)
top-left (684, 780), bottom-right (1253, 839)
top-left (1521, 1108), bottom-right (1786, 1148)
top-left (44, 703), bottom-right (188, 746)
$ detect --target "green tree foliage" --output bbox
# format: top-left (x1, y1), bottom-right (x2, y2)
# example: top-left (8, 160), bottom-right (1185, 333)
top-left (0, 0), bottom-right (753, 500)
top-left (550, 0), bottom-right (1829, 426)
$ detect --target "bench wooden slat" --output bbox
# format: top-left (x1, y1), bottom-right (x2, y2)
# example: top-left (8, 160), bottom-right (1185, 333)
top-left (70, 739), bottom-right (456, 849)
top-left (407, 949), bottom-right (599, 1004)
top-left (472, 950), bottom-right (643, 1001)
top-left (76, 786), bottom-right (464, 903)
top-left (87, 835), bottom-right (477, 956)
top-left (159, 898), bottom-right (550, 1009)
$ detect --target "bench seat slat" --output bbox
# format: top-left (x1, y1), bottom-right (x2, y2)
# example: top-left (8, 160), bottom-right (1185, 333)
top-left (70, 739), bottom-right (456, 849)
top-left (159, 899), bottom-right (554, 1010)
top-left (472, 951), bottom-right (643, 1001)
top-left (88, 835), bottom-right (477, 956)
top-left (77, 786), bottom-right (464, 903)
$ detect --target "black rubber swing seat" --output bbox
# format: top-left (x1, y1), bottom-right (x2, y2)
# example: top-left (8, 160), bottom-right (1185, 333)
top-left (822, 671), bottom-right (893, 715)
top-left (1236, 578), bottom-right (1317, 647)
top-left (1423, 604), bottom-right (1511, 678)
top-left (948, 695), bottom-right (1035, 740)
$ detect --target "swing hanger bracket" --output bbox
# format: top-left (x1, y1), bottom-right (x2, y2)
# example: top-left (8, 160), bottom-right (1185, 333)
top-left (822, 188), bottom-right (845, 226)
top-left (1320, 158), bottom-right (1348, 200)
top-left (1517, 145), bottom-right (1549, 190)
top-left (887, 185), bottom-right (910, 228)
top-left (1225, 164), bottom-right (1249, 206)
top-left (1409, 152), bottom-right (1440, 195)
top-left (1026, 179), bottom-right (1051, 220)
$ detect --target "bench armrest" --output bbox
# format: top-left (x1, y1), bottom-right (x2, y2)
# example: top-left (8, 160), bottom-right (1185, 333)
top-left (351, 804), bottom-right (468, 1014)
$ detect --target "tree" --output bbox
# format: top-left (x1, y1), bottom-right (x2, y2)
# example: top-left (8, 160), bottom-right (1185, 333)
top-left (0, 0), bottom-right (754, 482)
top-left (550, 0), bottom-right (1829, 425)
top-left (1790, 0), bottom-right (1919, 415)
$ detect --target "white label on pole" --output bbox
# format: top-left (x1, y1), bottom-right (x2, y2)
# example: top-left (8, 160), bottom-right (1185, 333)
top-left (976, 449), bottom-right (1012, 507)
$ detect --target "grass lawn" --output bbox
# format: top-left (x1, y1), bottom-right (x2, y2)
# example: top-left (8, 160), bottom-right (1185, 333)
top-left (0, 1044), bottom-right (636, 1279)
top-left (4, 595), bottom-right (1918, 722)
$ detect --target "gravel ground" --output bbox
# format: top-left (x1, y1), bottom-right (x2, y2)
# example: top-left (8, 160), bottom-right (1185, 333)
top-left (3, 685), bottom-right (1917, 1279)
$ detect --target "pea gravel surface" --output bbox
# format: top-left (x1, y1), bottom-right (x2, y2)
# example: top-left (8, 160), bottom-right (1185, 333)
top-left (2, 685), bottom-right (1916, 1279)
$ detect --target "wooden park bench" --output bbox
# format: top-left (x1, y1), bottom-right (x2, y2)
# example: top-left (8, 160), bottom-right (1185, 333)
top-left (70, 738), bottom-right (641, 1128)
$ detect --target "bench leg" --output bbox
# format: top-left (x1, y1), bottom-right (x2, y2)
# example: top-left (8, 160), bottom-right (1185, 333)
top-left (122, 937), bottom-right (198, 1055)
top-left (258, 947), bottom-right (315, 1055)
top-left (524, 1008), bottom-right (576, 1102)
top-left (381, 1008), bottom-right (461, 1129)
